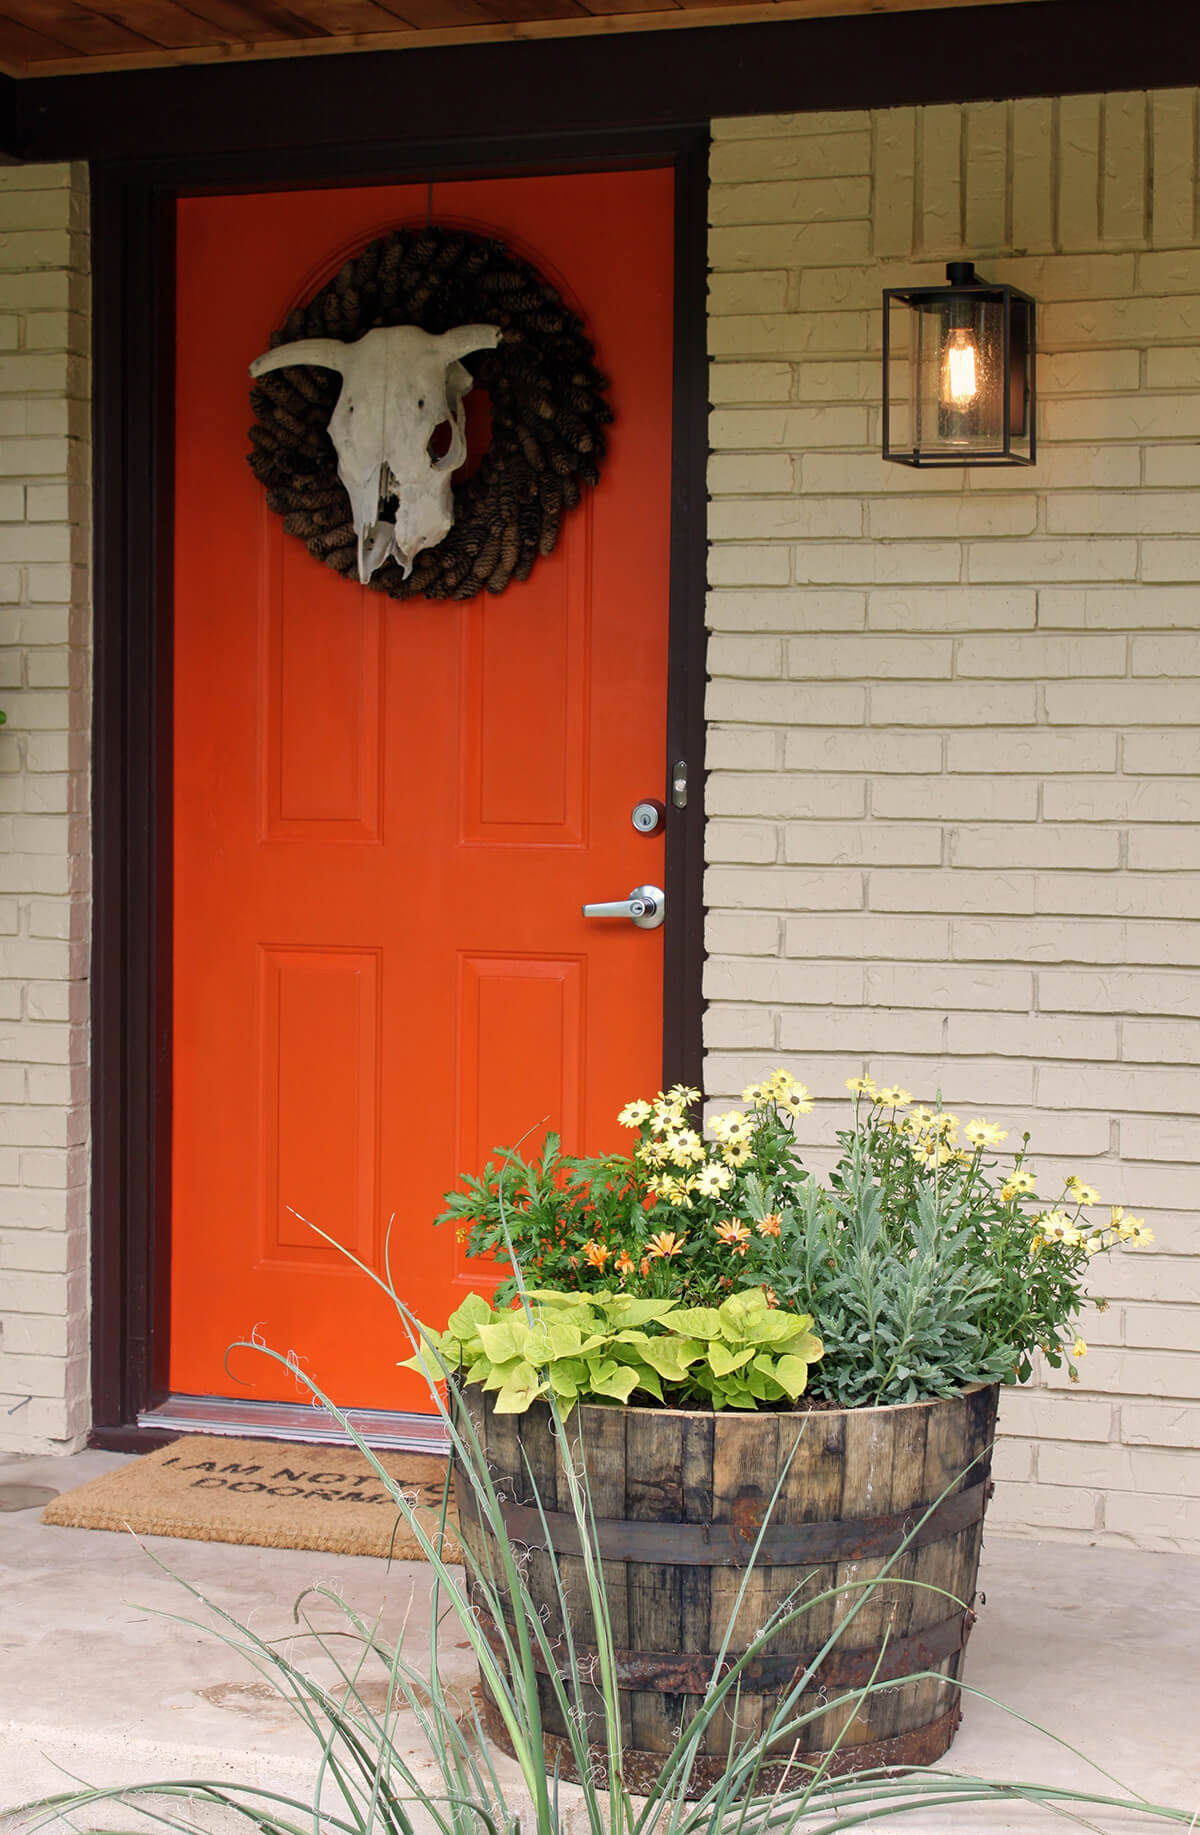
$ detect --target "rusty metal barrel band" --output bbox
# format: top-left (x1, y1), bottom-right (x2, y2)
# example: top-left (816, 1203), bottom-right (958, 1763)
top-left (476, 1604), bottom-right (973, 1694)
top-left (477, 1690), bottom-right (965, 1796)
top-left (479, 1607), bottom-right (972, 1693)
top-left (456, 1475), bottom-right (989, 1567)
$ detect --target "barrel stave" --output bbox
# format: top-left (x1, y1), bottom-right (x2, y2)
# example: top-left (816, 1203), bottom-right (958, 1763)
top-left (455, 1385), bottom-right (997, 1788)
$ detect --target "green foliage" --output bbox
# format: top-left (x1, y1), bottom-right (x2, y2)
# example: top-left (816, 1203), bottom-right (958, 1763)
top-left (438, 1070), bottom-right (1152, 1409)
top-left (435, 1079), bottom-right (810, 1307)
top-left (401, 1284), bottom-right (824, 1413)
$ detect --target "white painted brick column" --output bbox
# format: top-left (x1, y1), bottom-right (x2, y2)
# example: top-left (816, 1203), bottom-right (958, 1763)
top-left (707, 93), bottom-right (1200, 1553)
top-left (0, 162), bottom-right (91, 1456)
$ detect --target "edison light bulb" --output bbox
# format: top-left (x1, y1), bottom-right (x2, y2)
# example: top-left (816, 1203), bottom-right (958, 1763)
top-left (943, 326), bottom-right (979, 407)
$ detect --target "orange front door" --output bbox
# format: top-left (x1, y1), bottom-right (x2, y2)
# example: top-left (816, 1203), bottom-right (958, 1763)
top-left (170, 170), bottom-right (675, 1411)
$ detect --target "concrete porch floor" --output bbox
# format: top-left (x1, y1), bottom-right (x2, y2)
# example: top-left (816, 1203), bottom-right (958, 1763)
top-left (1, 1447), bottom-right (1198, 1835)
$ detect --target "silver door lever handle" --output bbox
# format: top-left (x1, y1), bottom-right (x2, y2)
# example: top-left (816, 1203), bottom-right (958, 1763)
top-left (582, 884), bottom-right (666, 930)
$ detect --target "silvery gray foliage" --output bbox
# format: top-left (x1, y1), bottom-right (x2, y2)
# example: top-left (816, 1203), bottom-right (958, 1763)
top-left (769, 1152), bottom-right (1012, 1408)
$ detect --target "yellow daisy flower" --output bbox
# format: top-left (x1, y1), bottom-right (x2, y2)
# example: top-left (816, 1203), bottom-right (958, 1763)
top-left (1066, 1176), bottom-right (1101, 1206)
top-left (659, 1174), bottom-right (695, 1208)
top-left (664, 1128), bottom-right (706, 1166)
top-left (694, 1161), bottom-right (734, 1199)
top-left (1038, 1210), bottom-right (1082, 1247)
top-left (912, 1138), bottom-right (954, 1168)
top-left (965, 1119), bottom-right (1008, 1149)
top-left (617, 1099), bottom-right (653, 1129)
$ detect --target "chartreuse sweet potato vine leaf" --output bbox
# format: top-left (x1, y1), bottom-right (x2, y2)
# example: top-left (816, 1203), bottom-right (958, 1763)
top-left (401, 1286), bottom-right (823, 1414)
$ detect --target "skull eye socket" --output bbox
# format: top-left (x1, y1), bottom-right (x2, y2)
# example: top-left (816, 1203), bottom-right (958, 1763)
top-left (427, 418), bottom-right (455, 463)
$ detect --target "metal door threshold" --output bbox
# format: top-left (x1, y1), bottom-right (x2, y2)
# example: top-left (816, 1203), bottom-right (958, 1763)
top-left (138, 1393), bottom-right (450, 1454)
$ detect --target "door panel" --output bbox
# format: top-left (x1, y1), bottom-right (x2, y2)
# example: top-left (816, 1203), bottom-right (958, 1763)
top-left (170, 169), bottom-right (675, 1409)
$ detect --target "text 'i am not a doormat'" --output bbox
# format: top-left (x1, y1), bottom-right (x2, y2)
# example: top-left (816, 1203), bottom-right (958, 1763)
top-left (41, 1434), bottom-right (460, 1561)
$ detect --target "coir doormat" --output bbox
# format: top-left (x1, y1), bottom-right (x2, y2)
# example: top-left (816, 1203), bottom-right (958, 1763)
top-left (41, 1434), bottom-right (460, 1562)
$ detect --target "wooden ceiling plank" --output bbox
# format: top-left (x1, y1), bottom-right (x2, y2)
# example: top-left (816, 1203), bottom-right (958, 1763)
top-left (580, 0), bottom-right (681, 15)
top-left (163, 0), bottom-right (320, 39)
top-left (378, 0), bottom-right (495, 26)
top-left (5, 1), bottom-right (161, 53)
top-left (83, 1), bottom-right (245, 45)
top-left (0, 11), bottom-right (78, 58)
top-left (477, 0), bottom-right (588, 19)
top-left (281, 0), bottom-right (418, 28)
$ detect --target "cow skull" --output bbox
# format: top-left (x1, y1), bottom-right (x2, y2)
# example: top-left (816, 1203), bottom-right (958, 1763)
top-left (250, 322), bottom-right (501, 584)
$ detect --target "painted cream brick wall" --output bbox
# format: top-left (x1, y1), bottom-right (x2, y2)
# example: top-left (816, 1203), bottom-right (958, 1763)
top-left (0, 162), bottom-right (91, 1456)
top-left (707, 92), bottom-right (1200, 1554)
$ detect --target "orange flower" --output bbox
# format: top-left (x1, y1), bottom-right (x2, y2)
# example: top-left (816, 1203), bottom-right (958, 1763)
top-left (756, 1213), bottom-right (782, 1238)
top-left (714, 1219), bottom-right (751, 1256)
top-left (583, 1240), bottom-right (611, 1270)
top-left (646, 1230), bottom-right (686, 1260)
top-left (614, 1250), bottom-right (636, 1275)
top-left (640, 1257), bottom-right (651, 1277)
top-left (763, 1286), bottom-right (779, 1308)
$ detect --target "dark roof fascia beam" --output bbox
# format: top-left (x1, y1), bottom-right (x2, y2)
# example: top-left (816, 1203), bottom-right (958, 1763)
top-left (13, 0), bottom-right (1200, 168)
top-left (0, 72), bottom-right (22, 162)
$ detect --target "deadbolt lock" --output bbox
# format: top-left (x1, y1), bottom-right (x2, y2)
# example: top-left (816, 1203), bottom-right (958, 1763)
top-left (631, 799), bottom-right (666, 836)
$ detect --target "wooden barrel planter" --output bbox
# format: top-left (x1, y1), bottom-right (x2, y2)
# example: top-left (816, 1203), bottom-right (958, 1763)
top-left (452, 1383), bottom-right (998, 1793)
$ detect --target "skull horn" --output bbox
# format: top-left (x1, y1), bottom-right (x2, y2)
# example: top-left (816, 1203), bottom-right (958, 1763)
top-left (249, 337), bottom-right (348, 379)
top-left (437, 324), bottom-right (501, 362)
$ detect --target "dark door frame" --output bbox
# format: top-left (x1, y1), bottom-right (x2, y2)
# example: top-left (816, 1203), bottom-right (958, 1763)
top-left (89, 128), bottom-right (710, 1449)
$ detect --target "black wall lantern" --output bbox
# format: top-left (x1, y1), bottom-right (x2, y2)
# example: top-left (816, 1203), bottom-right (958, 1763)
top-left (882, 261), bottom-right (1036, 467)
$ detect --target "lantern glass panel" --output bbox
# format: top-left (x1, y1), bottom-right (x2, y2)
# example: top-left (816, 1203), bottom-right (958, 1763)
top-left (884, 278), bottom-right (1034, 466)
top-left (916, 295), bottom-right (1005, 453)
